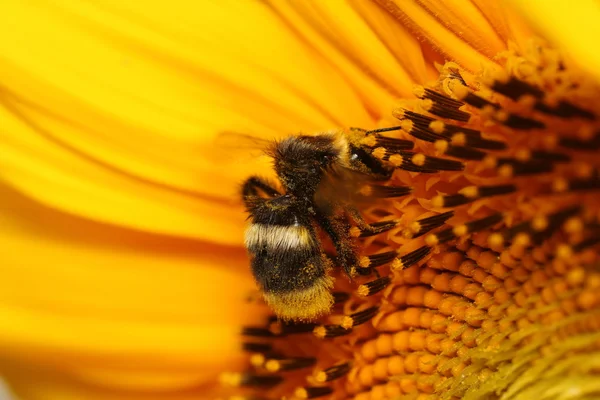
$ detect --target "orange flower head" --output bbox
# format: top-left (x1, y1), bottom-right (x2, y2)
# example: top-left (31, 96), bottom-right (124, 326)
top-left (221, 14), bottom-right (600, 400)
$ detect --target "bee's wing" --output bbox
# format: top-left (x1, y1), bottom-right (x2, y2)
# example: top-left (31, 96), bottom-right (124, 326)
top-left (216, 131), bottom-right (272, 150)
top-left (317, 164), bottom-right (374, 208)
top-left (212, 131), bottom-right (272, 163)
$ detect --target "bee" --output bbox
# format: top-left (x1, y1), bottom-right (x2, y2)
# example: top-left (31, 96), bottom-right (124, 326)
top-left (241, 128), bottom-right (463, 321)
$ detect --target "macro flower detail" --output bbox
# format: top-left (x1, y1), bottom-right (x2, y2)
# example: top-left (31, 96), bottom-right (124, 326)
top-left (220, 42), bottom-right (600, 400)
top-left (2, 1), bottom-right (600, 400)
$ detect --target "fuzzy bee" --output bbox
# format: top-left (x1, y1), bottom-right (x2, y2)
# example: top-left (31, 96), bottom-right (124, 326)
top-left (241, 128), bottom-right (463, 321)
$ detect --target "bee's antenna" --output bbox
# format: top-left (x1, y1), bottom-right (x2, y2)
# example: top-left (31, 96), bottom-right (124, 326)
top-left (364, 126), bottom-right (403, 135)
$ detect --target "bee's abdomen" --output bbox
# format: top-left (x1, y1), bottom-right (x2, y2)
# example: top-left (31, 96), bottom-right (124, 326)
top-left (245, 222), bottom-right (323, 292)
top-left (252, 248), bottom-right (334, 321)
top-left (245, 221), bottom-right (334, 320)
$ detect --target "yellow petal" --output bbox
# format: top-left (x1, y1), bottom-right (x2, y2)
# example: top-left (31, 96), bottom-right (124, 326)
top-left (348, 0), bottom-right (439, 83)
top-left (267, 0), bottom-right (429, 117)
top-left (0, 0), bottom-right (375, 241)
top-left (375, 0), bottom-right (499, 72)
top-left (411, 0), bottom-right (506, 58)
top-left (506, 0), bottom-right (600, 84)
top-left (0, 96), bottom-right (250, 244)
top-left (3, 366), bottom-right (219, 400)
top-left (470, 0), bottom-right (536, 50)
top-left (471, 0), bottom-right (513, 44)
top-left (0, 182), bottom-right (261, 387)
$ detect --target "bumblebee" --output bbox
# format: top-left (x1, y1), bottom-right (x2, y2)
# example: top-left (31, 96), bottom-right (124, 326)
top-left (242, 128), bottom-right (463, 321)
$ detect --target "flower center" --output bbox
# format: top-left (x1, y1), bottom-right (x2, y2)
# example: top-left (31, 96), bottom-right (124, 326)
top-left (222, 42), bottom-right (600, 399)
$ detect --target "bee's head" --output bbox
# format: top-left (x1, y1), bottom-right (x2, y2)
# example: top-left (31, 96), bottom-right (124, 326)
top-left (269, 135), bottom-right (343, 195)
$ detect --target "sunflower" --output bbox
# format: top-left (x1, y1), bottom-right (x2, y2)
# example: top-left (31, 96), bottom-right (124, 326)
top-left (1, 1), bottom-right (599, 400)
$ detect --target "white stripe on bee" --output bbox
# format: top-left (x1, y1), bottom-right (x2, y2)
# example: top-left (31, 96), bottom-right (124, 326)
top-left (245, 224), bottom-right (314, 252)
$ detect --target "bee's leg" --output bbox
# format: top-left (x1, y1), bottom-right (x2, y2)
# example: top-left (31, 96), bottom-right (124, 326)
top-left (241, 176), bottom-right (281, 207)
top-left (313, 210), bottom-right (360, 278)
top-left (346, 207), bottom-right (370, 230)
top-left (346, 207), bottom-right (398, 238)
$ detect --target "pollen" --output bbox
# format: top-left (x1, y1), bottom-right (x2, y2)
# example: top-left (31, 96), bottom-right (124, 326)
top-left (223, 42), bottom-right (600, 399)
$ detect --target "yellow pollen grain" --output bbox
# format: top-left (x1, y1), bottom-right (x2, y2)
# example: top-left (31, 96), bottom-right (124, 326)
top-left (294, 387), bottom-right (309, 399)
top-left (429, 120), bottom-right (445, 134)
top-left (250, 353), bottom-right (265, 367)
top-left (359, 256), bottom-right (371, 268)
top-left (498, 164), bottom-right (514, 178)
top-left (420, 98), bottom-right (434, 111)
top-left (357, 284), bottom-right (370, 297)
top-left (349, 226), bottom-right (362, 238)
top-left (391, 258), bottom-right (404, 271)
top-left (494, 110), bottom-right (509, 122)
top-left (482, 155), bottom-right (497, 168)
top-left (453, 225), bottom-right (468, 237)
top-left (459, 186), bottom-right (479, 198)
top-left (434, 139), bottom-right (449, 153)
top-left (313, 326), bottom-right (327, 339)
top-left (413, 85), bottom-right (426, 98)
top-left (425, 234), bottom-right (439, 247)
top-left (314, 371), bottom-right (328, 383)
top-left (392, 108), bottom-right (406, 119)
top-left (556, 244), bottom-right (573, 260)
top-left (553, 178), bottom-right (569, 193)
top-left (564, 217), bottom-right (584, 234)
top-left (514, 232), bottom-right (531, 247)
top-left (515, 148), bottom-right (531, 161)
top-left (388, 154), bottom-right (404, 166)
top-left (402, 229), bottom-right (415, 239)
top-left (372, 147), bottom-right (387, 159)
top-left (341, 316), bottom-right (354, 329)
top-left (265, 359), bottom-right (280, 372)
top-left (431, 195), bottom-right (445, 208)
top-left (532, 216), bottom-right (548, 231)
top-left (400, 119), bottom-right (413, 132)
top-left (451, 133), bottom-right (466, 145)
top-left (566, 267), bottom-right (586, 287)
top-left (409, 221), bottom-right (422, 234)
top-left (360, 135), bottom-right (377, 147)
top-left (488, 233), bottom-right (504, 249)
top-left (411, 153), bottom-right (426, 166)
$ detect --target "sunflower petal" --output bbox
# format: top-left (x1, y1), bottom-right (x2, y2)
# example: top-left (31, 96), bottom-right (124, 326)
top-left (0, 0), bottom-right (374, 241)
top-left (3, 366), bottom-right (220, 400)
top-left (409, 0), bottom-right (506, 58)
top-left (375, 0), bottom-right (499, 71)
top-left (0, 183), bottom-right (260, 383)
top-left (506, 0), bottom-right (600, 84)
top-left (266, 0), bottom-right (429, 117)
